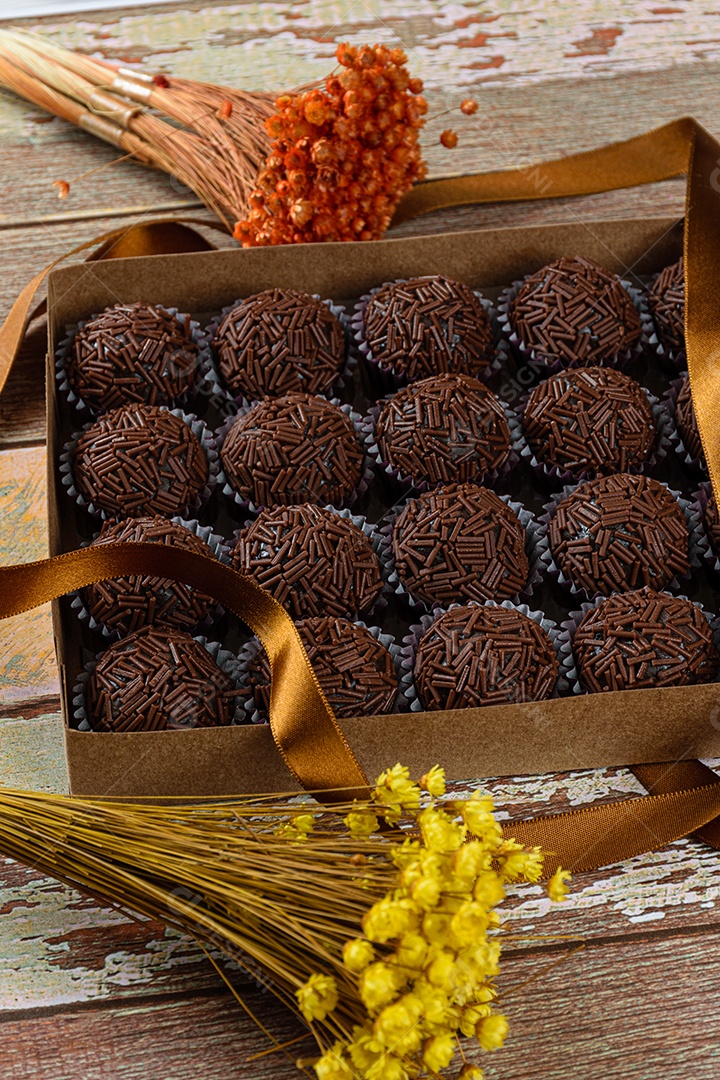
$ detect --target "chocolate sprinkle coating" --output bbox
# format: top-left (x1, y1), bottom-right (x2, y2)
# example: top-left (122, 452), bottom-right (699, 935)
top-left (510, 255), bottom-right (642, 366)
top-left (375, 374), bottom-right (512, 486)
top-left (363, 275), bottom-right (495, 380)
top-left (392, 483), bottom-right (530, 607)
top-left (703, 491), bottom-right (720, 558)
top-left (523, 367), bottom-right (656, 478)
top-left (245, 616), bottom-right (397, 719)
top-left (233, 505), bottom-right (383, 619)
top-left (549, 474), bottom-right (690, 596)
top-left (573, 587), bottom-right (718, 693)
top-left (67, 303), bottom-right (199, 410)
top-left (220, 392), bottom-right (363, 509)
top-left (675, 375), bottom-right (704, 463)
top-left (647, 257), bottom-right (684, 354)
top-left (214, 289), bottom-right (346, 400)
top-left (414, 605), bottom-right (559, 711)
top-left (72, 405), bottom-right (209, 518)
top-left (82, 516), bottom-right (216, 635)
top-left (86, 626), bottom-right (236, 731)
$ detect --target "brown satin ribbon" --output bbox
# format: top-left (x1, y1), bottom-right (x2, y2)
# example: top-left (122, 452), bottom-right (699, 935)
top-left (3, 119), bottom-right (720, 874)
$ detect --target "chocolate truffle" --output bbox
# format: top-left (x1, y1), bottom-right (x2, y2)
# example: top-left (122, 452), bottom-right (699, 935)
top-left (414, 604), bottom-right (559, 710)
top-left (703, 490), bottom-right (720, 558)
top-left (522, 367), bottom-right (656, 479)
top-left (375, 374), bottom-right (512, 487)
top-left (509, 256), bottom-right (642, 367)
top-left (72, 405), bottom-right (209, 518)
top-left (213, 289), bottom-right (346, 400)
top-left (86, 626), bottom-right (236, 731)
top-left (244, 616), bottom-right (397, 719)
top-left (81, 516), bottom-right (217, 635)
top-left (675, 375), bottom-right (704, 464)
top-left (572, 587), bottom-right (718, 693)
top-left (233, 504), bottom-right (382, 619)
top-left (647, 256), bottom-right (684, 355)
top-left (363, 275), bottom-right (496, 381)
top-left (220, 392), bottom-right (363, 509)
top-left (66, 303), bottom-right (199, 411)
top-left (548, 474), bottom-right (690, 596)
top-left (391, 483), bottom-right (531, 607)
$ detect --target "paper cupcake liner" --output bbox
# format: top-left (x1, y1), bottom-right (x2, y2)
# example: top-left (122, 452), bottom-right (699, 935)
top-left (397, 600), bottom-right (577, 713)
top-left (375, 492), bottom-right (546, 616)
top-left (359, 392), bottom-right (524, 496)
top-left (351, 282), bottom-right (509, 393)
top-left (563, 592), bottom-right (720, 696)
top-left (60, 407), bottom-right (219, 521)
top-left (645, 268), bottom-right (686, 373)
top-left (229, 505), bottom-right (392, 622)
top-left (515, 383), bottom-right (671, 489)
top-left (497, 277), bottom-right (650, 376)
top-left (691, 483), bottom-right (720, 581)
top-left (70, 518), bottom-right (231, 640)
top-left (55, 308), bottom-right (217, 420)
top-left (72, 635), bottom-right (248, 731)
top-left (204, 296), bottom-right (357, 407)
top-left (663, 373), bottom-right (708, 476)
top-left (216, 396), bottom-right (373, 516)
top-left (236, 621), bottom-right (404, 725)
top-left (539, 481), bottom-right (703, 604)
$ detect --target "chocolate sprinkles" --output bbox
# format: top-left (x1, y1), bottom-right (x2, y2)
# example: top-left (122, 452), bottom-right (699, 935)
top-left (72, 405), bottom-right (209, 518)
top-left (82, 517), bottom-right (216, 635)
top-left (245, 616), bottom-right (397, 719)
top-left (220, 392), bottom-right (364, 509)
top-left (86, 626), bottom-right (237, 731)
top-left (233, 505), bottom-right (383, 619)
top-left (414, 604), bottom-right (559, 711)
top-left (363, 275), bottom-right (495, 380)
top-left (67, 303), bottom-right (199, 410)
top-left (523, 367), bottom-right (656, 478)
top-left (704, 491), bottom-right (720, 558)
top-left (510, 255), bottom-right (642, 366)
top-left (573, 587), bottom-right (718, 693)
top-left (214, 289), bottom-right (346, 400)
top-left (647, 257), bottom-right (685, 354)
top-left (549, 474), bottom-right (690, 596)
top-left (391, 483), bottom-right (531, 607)
top-left (675, 375), bottom-right (704, 463)
top-left (375, 373), bottom-right (512, 486)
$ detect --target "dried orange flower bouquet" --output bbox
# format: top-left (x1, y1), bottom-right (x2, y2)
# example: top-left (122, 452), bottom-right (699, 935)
top-left (0, 765), bottom-right (568, 1079)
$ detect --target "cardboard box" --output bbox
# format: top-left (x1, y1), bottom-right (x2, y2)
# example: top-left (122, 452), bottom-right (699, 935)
top-left (46, 215), bottom-right (720, 797)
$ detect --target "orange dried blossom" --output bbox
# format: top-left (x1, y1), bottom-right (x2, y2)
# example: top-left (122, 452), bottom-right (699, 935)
top-left (234, 42), bottom-right (428, 246)
top-left (440, 128), bottom-right (458, 148)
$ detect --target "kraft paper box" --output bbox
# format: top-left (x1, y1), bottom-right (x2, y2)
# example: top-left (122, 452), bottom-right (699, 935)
top-left (45, 215), bottom-right (720, 797)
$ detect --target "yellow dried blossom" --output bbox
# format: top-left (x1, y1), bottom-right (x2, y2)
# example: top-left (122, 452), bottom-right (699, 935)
top-left (476, 1013), bottom-right (509, 1051)
top-left (274, 812), bottom-right (315, 841)
top-left (453, 840), bottom-right (489, 882)
top-left (547, 866), bottom-right (572, 901)
top-left (458, 1066), bottom-right (485, 1079)
top-left (418, 805), bottom-right (466, 853)
top-left (374, 995), bottom-right (423, 1053)
top-left (499, 843), bottom-right (544, 883)
top-left (425, 948), bottom-right (456, 987)
top-left (422, 1033), bottom-right (456, 1072)
top-left (462, 794), bottom-right (503, 846)
top-left (363, 897), bottom-right (418, 942)
top-left (450, 900), bottom-right (490, 946)
top-left (297, 973), bottom-right (339, 1022)
top-left (411, 874), bottom-right (441, 910)
top-left (314, 1043), bottom-right (355, 1080)
top-left (460, 1003), bottom-right (493, 1037)
top-left (359, 961), bottom-right (405, 1012)
top-left (343, 938), bottom-right (374, 973)
top-left (395, 930), bottom-right (429, 970)
top-left (419, 765), bottom-right (446, 797)
top-left (422, 911), bottom-right (452, 945)
top-left (374, 763), bottom-right (422, 822)
top-left (366, 1055), bottom-right (410, 1080)
top-left (348, 1026), bottom-right (383, 1072)
top-left (473, 871), bottom-right (506, 908)
top-left (344, 805), bottom-right (380, 836)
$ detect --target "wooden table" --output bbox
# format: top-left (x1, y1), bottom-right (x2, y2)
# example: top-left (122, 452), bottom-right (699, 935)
top-left (2, 3), bottom-right (720, 1077)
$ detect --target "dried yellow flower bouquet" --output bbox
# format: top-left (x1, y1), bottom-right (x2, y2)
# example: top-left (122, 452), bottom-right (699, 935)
top-left (0, 764), bottom-right (568, 1079)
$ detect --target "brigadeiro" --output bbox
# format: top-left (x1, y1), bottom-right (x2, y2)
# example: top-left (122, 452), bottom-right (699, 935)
top-left (670, 374), bottom-right (706, 471)
top-left (60, 302), bottom-right (203, 412)
top-left (387, 482), bottom-right (538, 610)
top-left (692, 484), bottom-right (720, 578)
top-left (65, 405), bottom-right (213, 519)
top-left (547, 474), bottom-right (691, 598)
top-left (502, 255), bottom-right (643, 370)
top-left (78, 517), bottom-right (221, 637)
top-left (240, 616), bottom-right (399, 720)
top-left (210, 288), bottom-right (348, 402)
top-left (232, 504), bottom-right (384, 620)
top-left (366, 373), bottom-right (516, 490)
top-left (409, 603), bottom-right (561, 711)
top-left (647, 256), bottom-right (685, 368)
top-left (82, 627), bottom-right (240, 732)
top-left (571, 587), bottom-right (719, 693)
top-left (219, 392), bottom-right (366, 512)
top-left (354, 275), bottom-right (498, 387)
top-left (521, 367), bottom-right (661, 482)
